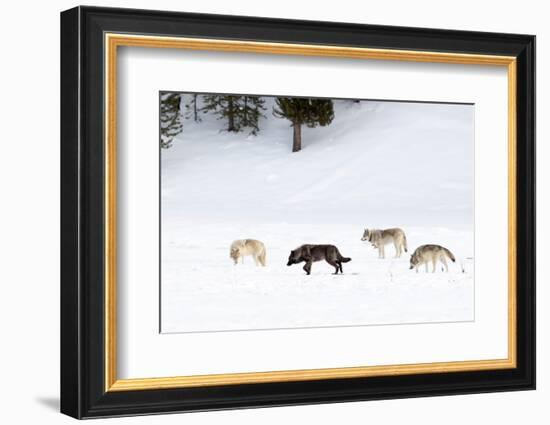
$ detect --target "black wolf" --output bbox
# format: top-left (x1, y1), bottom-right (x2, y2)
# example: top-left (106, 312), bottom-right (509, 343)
top-left (287, 244), bottom-right (352, 275)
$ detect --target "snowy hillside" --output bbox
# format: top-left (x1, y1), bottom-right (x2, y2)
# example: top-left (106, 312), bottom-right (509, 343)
top-left (161, 97), bottom-right (474, 333)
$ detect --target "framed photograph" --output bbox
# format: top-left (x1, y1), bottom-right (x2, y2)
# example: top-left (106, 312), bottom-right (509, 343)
top-left (60, 6), bottom-right (535, 419)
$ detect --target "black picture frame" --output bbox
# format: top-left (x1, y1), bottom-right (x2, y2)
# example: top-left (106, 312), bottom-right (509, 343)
top-left (61, 5), bottom-right (535, 419)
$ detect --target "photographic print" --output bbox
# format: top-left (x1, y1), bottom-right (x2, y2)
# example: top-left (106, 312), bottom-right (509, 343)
top-left (160, 93), bottom-right (474, 333)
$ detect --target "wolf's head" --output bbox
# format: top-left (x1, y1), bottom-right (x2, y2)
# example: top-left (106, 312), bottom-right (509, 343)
top-left (230, 248), bottom-right (240, 262)
top-left (287, 249), bottom-right (301, 266)
top-left (409, 252), bottom-right (420, 269)
top-left (361, 228), bottom-right (370, 241)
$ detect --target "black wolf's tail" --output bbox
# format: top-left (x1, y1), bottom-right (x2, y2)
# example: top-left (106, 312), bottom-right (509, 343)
top-left (443, 248), bottom-right (456, 262)
top-left (337, 250), bottom-right (352, 263)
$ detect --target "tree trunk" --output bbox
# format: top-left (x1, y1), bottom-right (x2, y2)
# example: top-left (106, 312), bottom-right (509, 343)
top-left (292, 121), bottom-right (302, 152)
top-left (227, 97), bottom-right (235, 132)
top-left (193, 94), bottom-right (198, 122)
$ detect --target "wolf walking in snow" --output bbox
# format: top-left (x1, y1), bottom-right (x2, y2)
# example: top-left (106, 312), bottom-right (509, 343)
top-left (361, 228), bottom-right (408, 258)
top-left (409, 244), bottom-right (456, 273)
top-left (230, 239), bottom-right (266, 266)
top-left (287, 244), bottom-right (351, 275)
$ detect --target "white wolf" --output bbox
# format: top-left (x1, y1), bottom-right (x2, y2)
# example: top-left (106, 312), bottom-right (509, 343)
top-left (230, 239), bottom-right (266, 266)
top-left (409, 244), bottom-right (456, 273)
top-left (361, 228), bottom-right (408, 258)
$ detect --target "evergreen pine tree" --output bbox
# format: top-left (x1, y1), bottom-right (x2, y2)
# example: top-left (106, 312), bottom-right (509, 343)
top-left (184, 93), bottom-right (202, 122)
top-left (273, 97), bottom-right (335, 152)
top-left (201, 94), bottom-right (266, 135)
top-left (160, 93), bottom-right (183, 149)
top-left (201, 94), bottom-right (239, 132)
top-left (240, 96), bottom-right (266, 135)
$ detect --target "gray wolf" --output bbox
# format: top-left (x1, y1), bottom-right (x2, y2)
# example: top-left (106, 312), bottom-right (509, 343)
top-left (361, 228), bottom-right (408, 258)
top-left (409, 244), bottom-right (456, 273)
top-left (230, 239), bottom-right (266, 266)
top-left (287, 244), bottom-right (351, 275)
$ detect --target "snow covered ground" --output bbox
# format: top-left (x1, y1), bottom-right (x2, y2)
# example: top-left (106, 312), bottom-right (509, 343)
top-left (161, 97), bottom-right (474, 333)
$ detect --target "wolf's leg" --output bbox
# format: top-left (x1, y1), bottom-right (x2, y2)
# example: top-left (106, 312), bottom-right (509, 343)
top-left (303, 261), bottom-right (312, 275)
top-left (381, 245), bottom-right (385, 259)
top-left (432, 258), bottom-right (437, 273)
top-left (441, 256), bottom-right (448, 272)
top-left (241, 256), bottom-right (244, 264)
top-left (253, 255), bottom-right (259, 266)
top-left (394, 242), bottom-right (400, 258)
top-left (338, 262), bottom-right (343, 274)
top-left (425, 262), bottom-right (429, 273)
top-left (326, 259), bottom-right (340, 274)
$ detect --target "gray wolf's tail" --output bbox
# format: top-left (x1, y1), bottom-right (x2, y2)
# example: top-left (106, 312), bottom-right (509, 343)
top-left (403, 234), bottom-right (408, 253)
top-left (443, 248), bottom-right (456, 262)
top-left (258, 248), bottom-right (267, 266)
